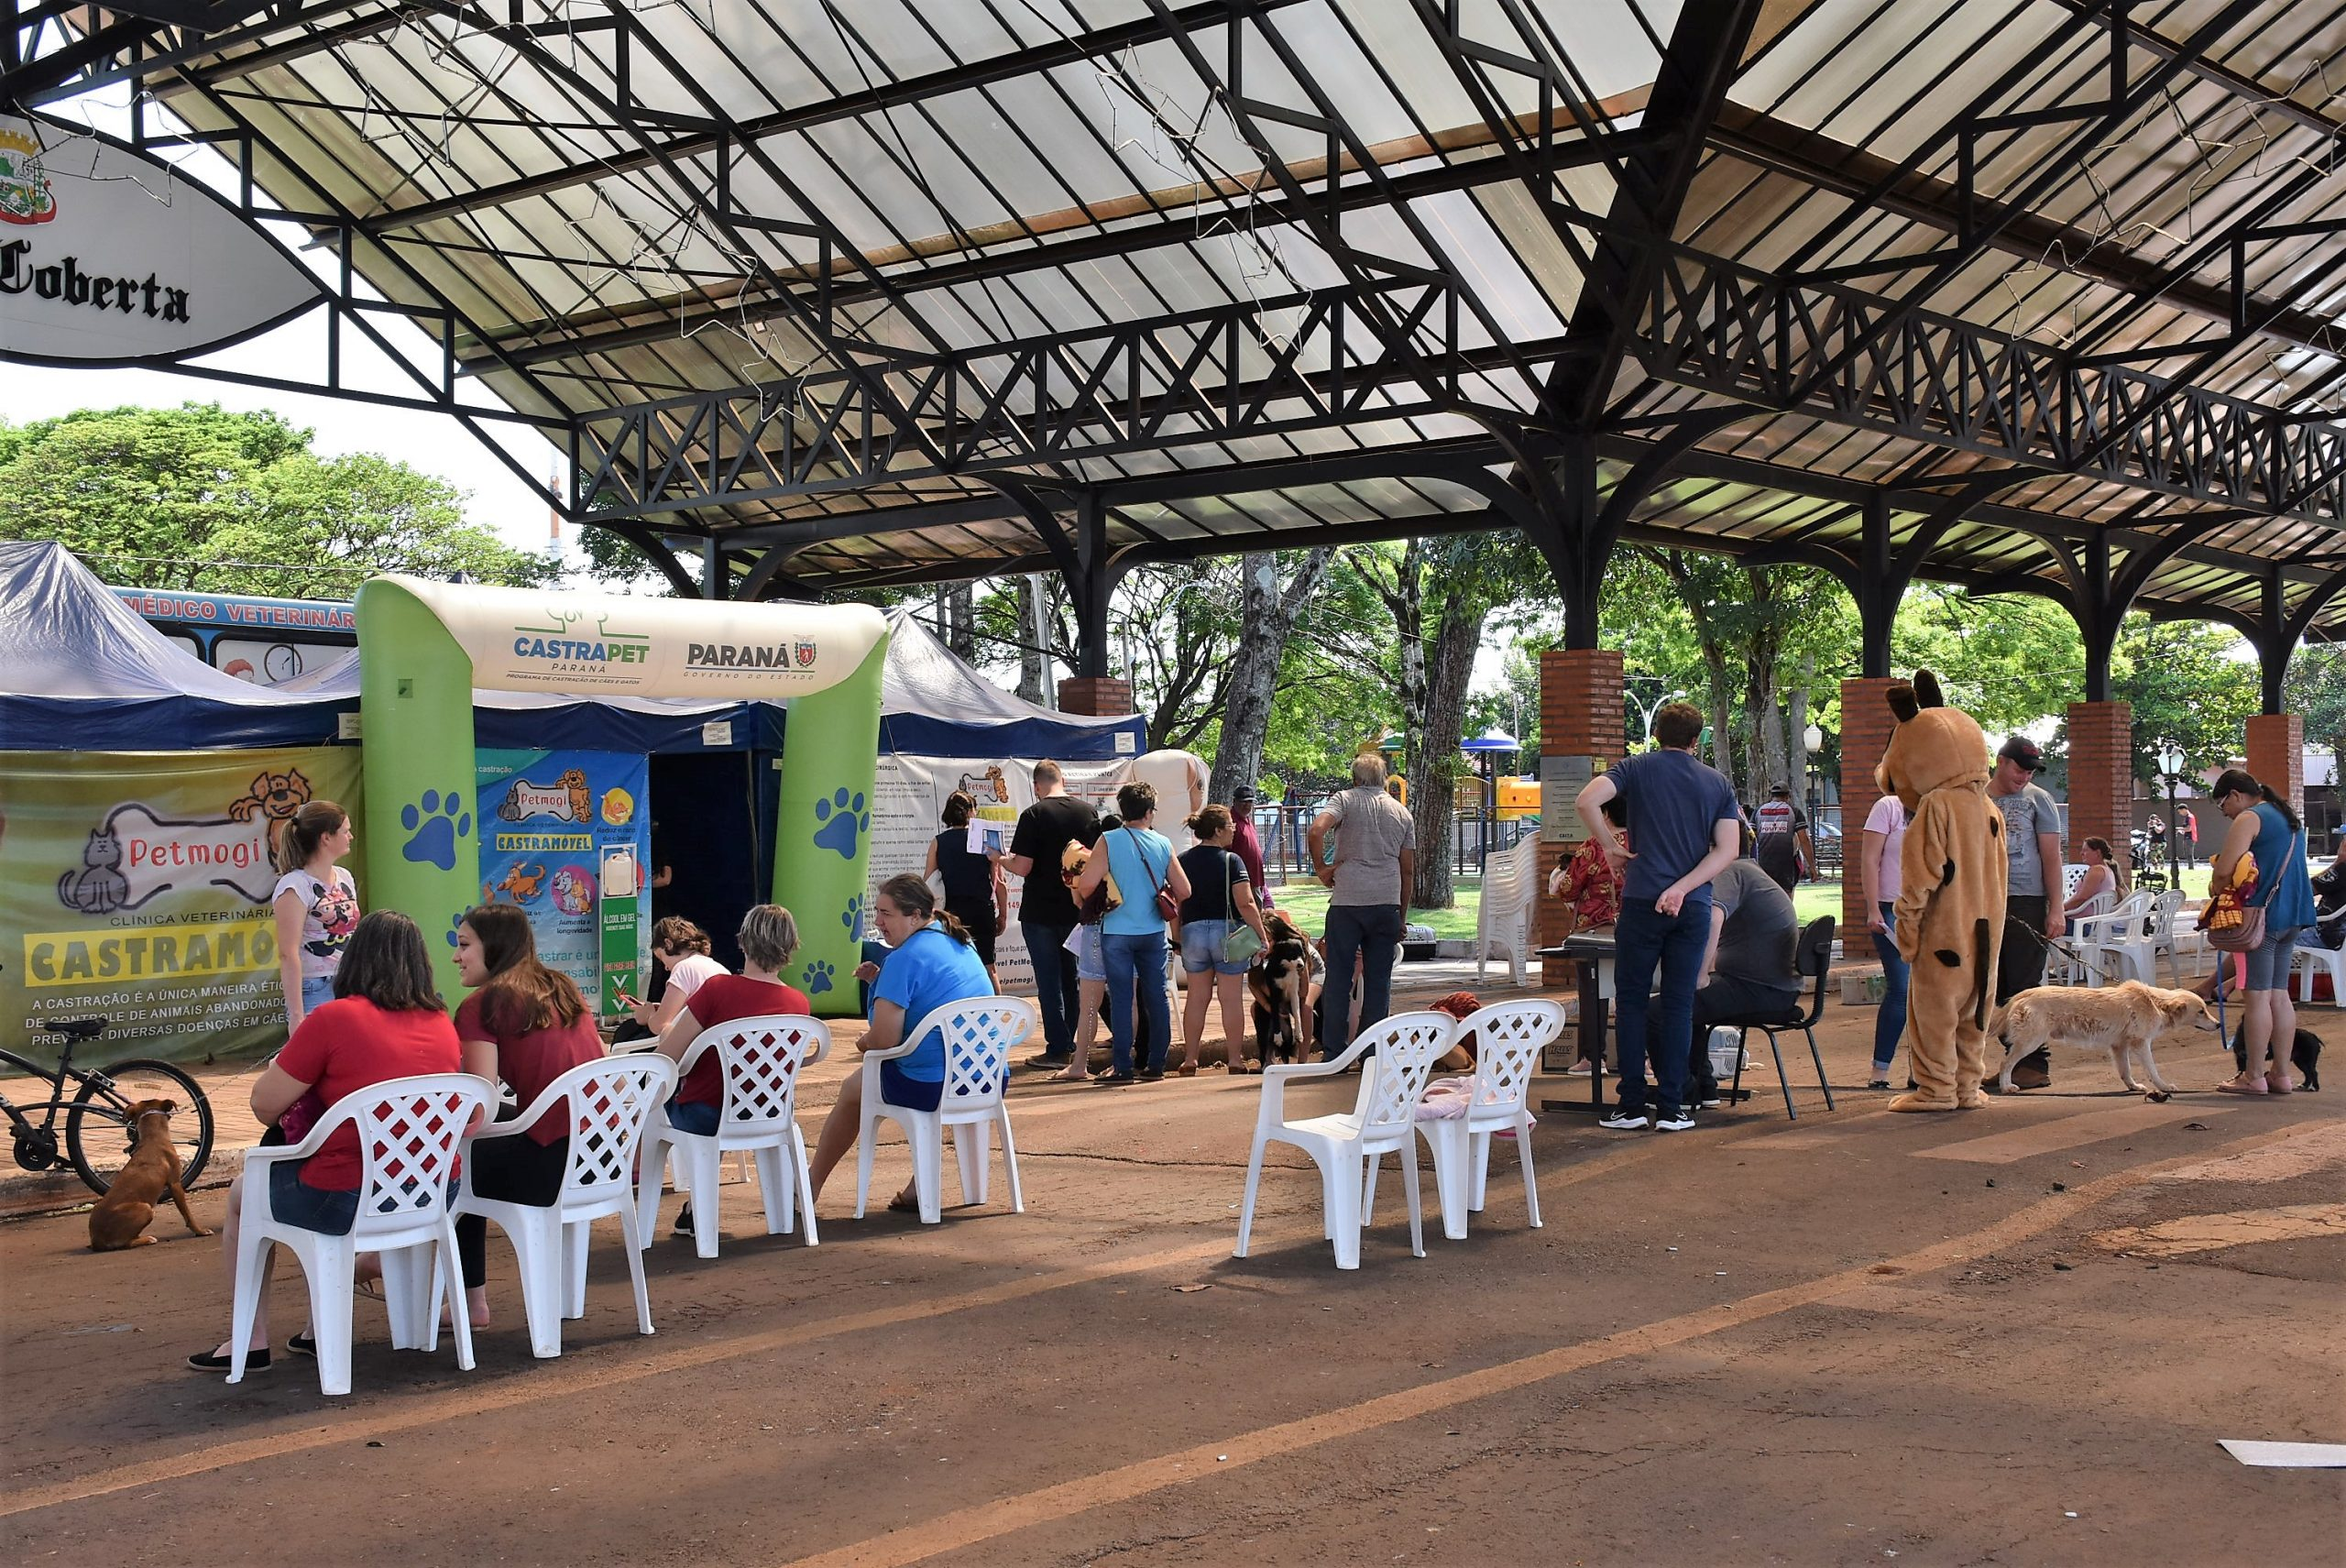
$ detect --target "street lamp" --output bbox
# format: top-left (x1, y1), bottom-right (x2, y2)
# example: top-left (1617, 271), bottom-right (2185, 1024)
top-left (2156, 740), bottom-right (2185, 890)
top-left (1624, 680), bottom-right (1684, 751)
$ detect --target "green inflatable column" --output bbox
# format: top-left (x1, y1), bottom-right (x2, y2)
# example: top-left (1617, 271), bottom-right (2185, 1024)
top-left (771, 633), bottom-right (887, 1016)
top-left (355, 579), bottom-right (478, 1005)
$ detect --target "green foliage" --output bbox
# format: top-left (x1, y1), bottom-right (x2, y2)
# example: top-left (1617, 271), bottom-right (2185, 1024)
top-left (1891, 586), bottom-right (2084, 733)
top-left (0, 402), bottom-right (552, 596)
top-left (2108, 616), bottom-right (2259, 781)
top-left (2284, 642), bottom-right (2346, 765)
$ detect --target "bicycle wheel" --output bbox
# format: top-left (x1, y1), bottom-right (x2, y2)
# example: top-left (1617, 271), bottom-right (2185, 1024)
top-left (66, 1060), bottom-right (214, 1196)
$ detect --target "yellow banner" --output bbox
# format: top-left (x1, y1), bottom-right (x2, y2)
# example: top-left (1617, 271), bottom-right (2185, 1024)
top-left (23, 916), bottom-right (277, 988)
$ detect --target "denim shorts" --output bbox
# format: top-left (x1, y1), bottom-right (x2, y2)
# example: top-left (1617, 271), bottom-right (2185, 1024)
top-left (269, 1157), bottom-right (359, 1235)
top-left (880, 1058), bottom-right (944, 1113)
top-left (301, 974), bottom-right (335, 1014)
top-left (2242, 925), bottom-right (2303, 992)
top-left (1075, 923), bottom-right (1105, 984)
top-left (1178, 918), bottom-right (1249, 976)
top-left (664, 1096), bottom-right (721, 1136)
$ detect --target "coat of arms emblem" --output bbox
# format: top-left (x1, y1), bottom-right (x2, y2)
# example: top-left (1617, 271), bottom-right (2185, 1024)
top-left (0, 131), bottom-right (58, 226)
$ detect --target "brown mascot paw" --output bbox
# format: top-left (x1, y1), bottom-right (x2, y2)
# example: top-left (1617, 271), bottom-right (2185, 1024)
top-left (1888, 1091), bottom-right (1961, 1113)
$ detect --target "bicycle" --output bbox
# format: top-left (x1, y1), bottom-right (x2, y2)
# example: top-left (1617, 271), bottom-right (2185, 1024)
top-left (2, 1017), bottom-right (214, 1196)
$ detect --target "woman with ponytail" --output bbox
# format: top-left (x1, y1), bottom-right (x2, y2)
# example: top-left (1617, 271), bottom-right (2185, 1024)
top-left (270, 800), bottom-right (358, 1033)
top-left (2210, 768), bottom-right (2319, 1093)
top-left (805, 873), bottom-right (993, 1214)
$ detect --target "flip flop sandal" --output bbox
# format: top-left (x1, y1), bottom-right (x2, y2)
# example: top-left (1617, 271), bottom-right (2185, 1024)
top-left (886, 1191), bottom-right (921, 1213)
top-left (187, 1346), bottom-right (267, 1372)
top-left (2214, 1079), bottom-right (2268, 1094)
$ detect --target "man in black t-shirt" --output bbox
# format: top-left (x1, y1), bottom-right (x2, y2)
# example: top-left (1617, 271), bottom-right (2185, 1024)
top-left (1006, 761), bottom-right (1101, 1068)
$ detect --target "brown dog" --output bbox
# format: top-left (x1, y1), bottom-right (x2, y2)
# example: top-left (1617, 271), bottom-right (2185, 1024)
top-left (86, 1100), bottom-right (210, 1251)
top-left (1989, 981), bottom-right (2214, 1102)
top-left (1246, 910), bottom-right (1318, 1071)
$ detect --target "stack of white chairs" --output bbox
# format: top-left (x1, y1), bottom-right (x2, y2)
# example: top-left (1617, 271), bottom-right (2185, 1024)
top-left (1476, 832), bottom-right (1541, 986)
top-left (442, 1054), bottom-right (674, 1358)
top-left (855, 996), bottom-right (1036, 1223)
top-left (638, 1014), bottom-right (828, 1258)
top-left (229, 1073), bottom-right (492, 1398)
top-left (1382, 999), bottom-right (1563, 1240)
top-left (1233, 1011), bottom-right (1458, 1270)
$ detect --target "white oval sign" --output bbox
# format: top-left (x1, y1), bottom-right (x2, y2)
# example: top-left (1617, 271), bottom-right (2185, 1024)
top-left (0, 115), bottom-right (322, 365)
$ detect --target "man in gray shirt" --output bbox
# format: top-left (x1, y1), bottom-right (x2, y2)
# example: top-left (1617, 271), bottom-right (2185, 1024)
top-left (1307, 752), bottom-right (1415, 1058)
top-left (1990, 734), bottom-right (2066, 1089)
top-left (1651, 854), bottom-right (1803, 1108)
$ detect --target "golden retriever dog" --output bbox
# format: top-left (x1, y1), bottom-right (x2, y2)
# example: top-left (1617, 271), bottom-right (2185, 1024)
top-left (1989, 981), bottom-right (2215, 1102)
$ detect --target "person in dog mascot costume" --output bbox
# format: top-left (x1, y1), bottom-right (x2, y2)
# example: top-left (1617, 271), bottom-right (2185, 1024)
top-left (1879, 670), bottom-right (2007, 1111)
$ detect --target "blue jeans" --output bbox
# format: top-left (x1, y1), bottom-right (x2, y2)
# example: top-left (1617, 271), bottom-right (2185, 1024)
top-left (1612, 895), bottom-right (1710, 1114)
top-left (1102, 929), bottom-right (1170, 1074)
top-left (665, 1097), bottom-right (721, 1136)
top-left (1321, 903), bottom-right (1404, 1058)
top-left (300, 974), bottom-right (335, 1014)
top-left (1869, 901), bottom-right (1910, 1072)
top-left (1021, 919), bottom-right (1080, 1058)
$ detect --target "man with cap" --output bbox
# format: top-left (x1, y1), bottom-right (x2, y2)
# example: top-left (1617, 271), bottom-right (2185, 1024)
top-left (1752, 783), bottom-right (1813, 894)
top-left (1989, 733), bottom-right (2066, 1089)
top-left (1228, 785), bottom-right (1270, 908)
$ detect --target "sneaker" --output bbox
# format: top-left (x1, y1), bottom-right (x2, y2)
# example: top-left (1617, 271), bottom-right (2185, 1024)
top-left (1867, 1079), bottom-right (1892, 1091)
top-left (1597, 1108), bottom-right (1650, 1130)
top-left (1565, 1060), bottom-right (1597, 1077)
top-left (1697, 1095), bottom-right (1722, 1110)
top-left (1654, 1105), bottom-right (1696, 1132)
top-left (672, 1202), bottom-right (695, 1236)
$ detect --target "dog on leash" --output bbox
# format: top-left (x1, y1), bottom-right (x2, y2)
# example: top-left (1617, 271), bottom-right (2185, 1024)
top-left (2229, 1026), bottom-right (2324, 1091)
top-left (1989, 981), bottom-right (2214, 1102)
top-left (1246, 910), bottom-right (1317, 1072)
top-left (87, 1100), bottom-right (210, 1251)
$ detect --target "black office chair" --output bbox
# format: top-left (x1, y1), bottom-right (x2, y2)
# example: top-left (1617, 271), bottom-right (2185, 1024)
top-left (1722, 916), bottom-right (1837, 1121)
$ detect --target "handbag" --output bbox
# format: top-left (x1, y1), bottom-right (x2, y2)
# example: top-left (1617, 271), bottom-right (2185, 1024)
top-left (1129, 828), bottom-right (1180, 923)
top-left (1221, 852), bottom-right (1266, 966)
top-left (2207, 829), bottom-right (2297, 952)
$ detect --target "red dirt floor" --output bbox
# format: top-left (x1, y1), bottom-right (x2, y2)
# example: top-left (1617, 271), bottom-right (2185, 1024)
top-left (5, 987), bottom-right (2342, 1567)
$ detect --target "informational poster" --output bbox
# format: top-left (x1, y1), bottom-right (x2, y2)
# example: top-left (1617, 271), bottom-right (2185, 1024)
top-left (474, 748), bottom-right (648, 1017)
top-left (860, 754), bottom-right (1126, 992)
top-left (1, 746), bottom-right (366, 1066)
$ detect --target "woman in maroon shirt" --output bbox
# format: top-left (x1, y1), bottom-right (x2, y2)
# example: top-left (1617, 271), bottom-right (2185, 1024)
top-left (652, 905), bottom-right (812, 1235)
top-left (449, 904), bottom-right (605, 1331)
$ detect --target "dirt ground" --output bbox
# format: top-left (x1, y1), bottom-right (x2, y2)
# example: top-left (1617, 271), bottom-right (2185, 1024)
top-left (5, 986), bottom-right (2342, 1567)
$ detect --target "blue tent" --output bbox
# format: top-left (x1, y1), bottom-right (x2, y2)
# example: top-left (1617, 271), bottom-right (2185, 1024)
top-left (0, 541), bottom-right (354, 751)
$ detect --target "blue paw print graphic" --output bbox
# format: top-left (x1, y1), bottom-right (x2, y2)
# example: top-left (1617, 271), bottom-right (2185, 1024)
top-left (400, 788), bottom-right (471, 871)
top-left (840, 892), bottom-right (866, 938)
top-left (443, 913), bottom-right (466, 950)
top-left (802, 959), bottom-right (836, 996)
top-left (811, 788), bottom-right (867, 861)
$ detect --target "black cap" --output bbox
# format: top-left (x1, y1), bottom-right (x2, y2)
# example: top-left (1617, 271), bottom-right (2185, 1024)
top-left (1999, 735), bottom-right (2045, 771)
top-left (1232, 785), bottom-right (1257, 806)
top-left (1768, 783), bottom-right (1791, 796)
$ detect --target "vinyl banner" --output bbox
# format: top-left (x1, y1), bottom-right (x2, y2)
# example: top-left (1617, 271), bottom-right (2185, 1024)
top-left (863, 754), bottom-right (1124, 993)
top-left (1, 746), bottom-right (365, 1066)
top-left (474, 748), bottom-right (648, 1018)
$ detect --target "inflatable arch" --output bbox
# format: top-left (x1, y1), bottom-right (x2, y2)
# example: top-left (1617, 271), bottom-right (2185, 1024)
top-left (355, 576), bottom-right (886, 1017)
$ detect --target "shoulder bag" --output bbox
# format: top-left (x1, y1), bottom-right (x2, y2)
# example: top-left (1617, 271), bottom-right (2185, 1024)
top-left (1129, 828), bottom-right (1180, 923)
top-left (1220, 851), bottom-right (1266, 966)
top-left (2208, 828), bottom-right (2301, 952)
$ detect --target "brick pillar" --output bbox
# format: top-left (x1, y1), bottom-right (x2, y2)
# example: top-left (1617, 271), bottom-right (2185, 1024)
top-left (2246, 712), bottom-right (2305, 820)
top-left (1057, 675), bottom-right (1133, 717)
top-left (2066, 701), bottom-right (2132, 884)
top-left (1838, 676), bottom-right (1902, 939)
top-left (1537, 649), bottom-right (1624, 988)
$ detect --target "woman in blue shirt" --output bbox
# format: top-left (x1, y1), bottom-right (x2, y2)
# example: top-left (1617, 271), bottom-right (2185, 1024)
top-left (806, 873), bottom-right (996, 1212)
top-left (2210, 768), bottom-right (2319, 1094)
top-left (1073, 783), bottom-right (1191, 1082)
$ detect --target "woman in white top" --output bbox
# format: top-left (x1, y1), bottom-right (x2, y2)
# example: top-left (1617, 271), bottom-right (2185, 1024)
top-left (2063, 836), bottom-right (2125, 916)
top-left (623, 916), bottom-right (729, 1036)
top-left (1860, 794), bottom-right (1908, 1091)
top-left (270, 800), bottom-right (359, 1031)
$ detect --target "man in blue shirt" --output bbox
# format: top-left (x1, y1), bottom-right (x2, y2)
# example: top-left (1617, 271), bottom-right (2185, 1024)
top-left (1575, 702), bottom-right (1742, 1131)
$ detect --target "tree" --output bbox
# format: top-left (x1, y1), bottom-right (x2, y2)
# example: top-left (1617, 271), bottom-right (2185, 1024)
top-left (2107, 615), bottom-right (2259, 782)
top-left (1208, 549), bottom-right (1332, 807)
top-left (0, 402), bottom-right (553, 596)
top-left (2285, 641), bottom-right (2346, 768)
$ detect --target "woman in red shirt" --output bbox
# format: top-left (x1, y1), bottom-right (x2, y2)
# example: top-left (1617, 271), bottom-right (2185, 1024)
top-left (651, 905), bottom-right (811, 1235)
top-left (188, 912), bottom-right (460, 1373)
top-left (449, 903), bottom-right (606, 1332)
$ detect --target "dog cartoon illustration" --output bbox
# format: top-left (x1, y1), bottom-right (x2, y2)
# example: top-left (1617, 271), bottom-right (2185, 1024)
top-left (497, 862), bottom-right (549, 904)
top-left (226, 768), bottom-right (312, 824)
top-left (958, 765), bottom-right (1009, 804)
top-left (561, 769), bottom-right (594, 825)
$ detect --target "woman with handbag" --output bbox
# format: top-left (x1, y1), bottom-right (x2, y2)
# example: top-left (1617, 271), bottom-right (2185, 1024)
top-left (2209, 767), bottom-right (2318, 1094)
top-left (1072, 784), bottom-right (1190, 1083)
top-left (1175, 805), bottom-right (1272, 1077)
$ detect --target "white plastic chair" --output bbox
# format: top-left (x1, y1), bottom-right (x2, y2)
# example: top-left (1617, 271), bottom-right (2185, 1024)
top-left (2289, 938), bottom-right (2346, 1006)
top-left (228, 1073), bottom-right (494, 1398)
top-left (441, 1054), bottom-right (674, 1358)
top-left (1476, 833), bottom-right (1540, 985)
top-left (1233, 1011), bottom-right (1457, 1270)
top-left (2047, 890), bottom-right (2112, 984)
top-left (1405, 999), bottom-right (1563, 1241)
top-left (2092, 890), bottom-right (2183, 986)
top-left (855, 996), bottom-right (1036, 1223)
top-left (637, 1014), bottom-right (828, 1258)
